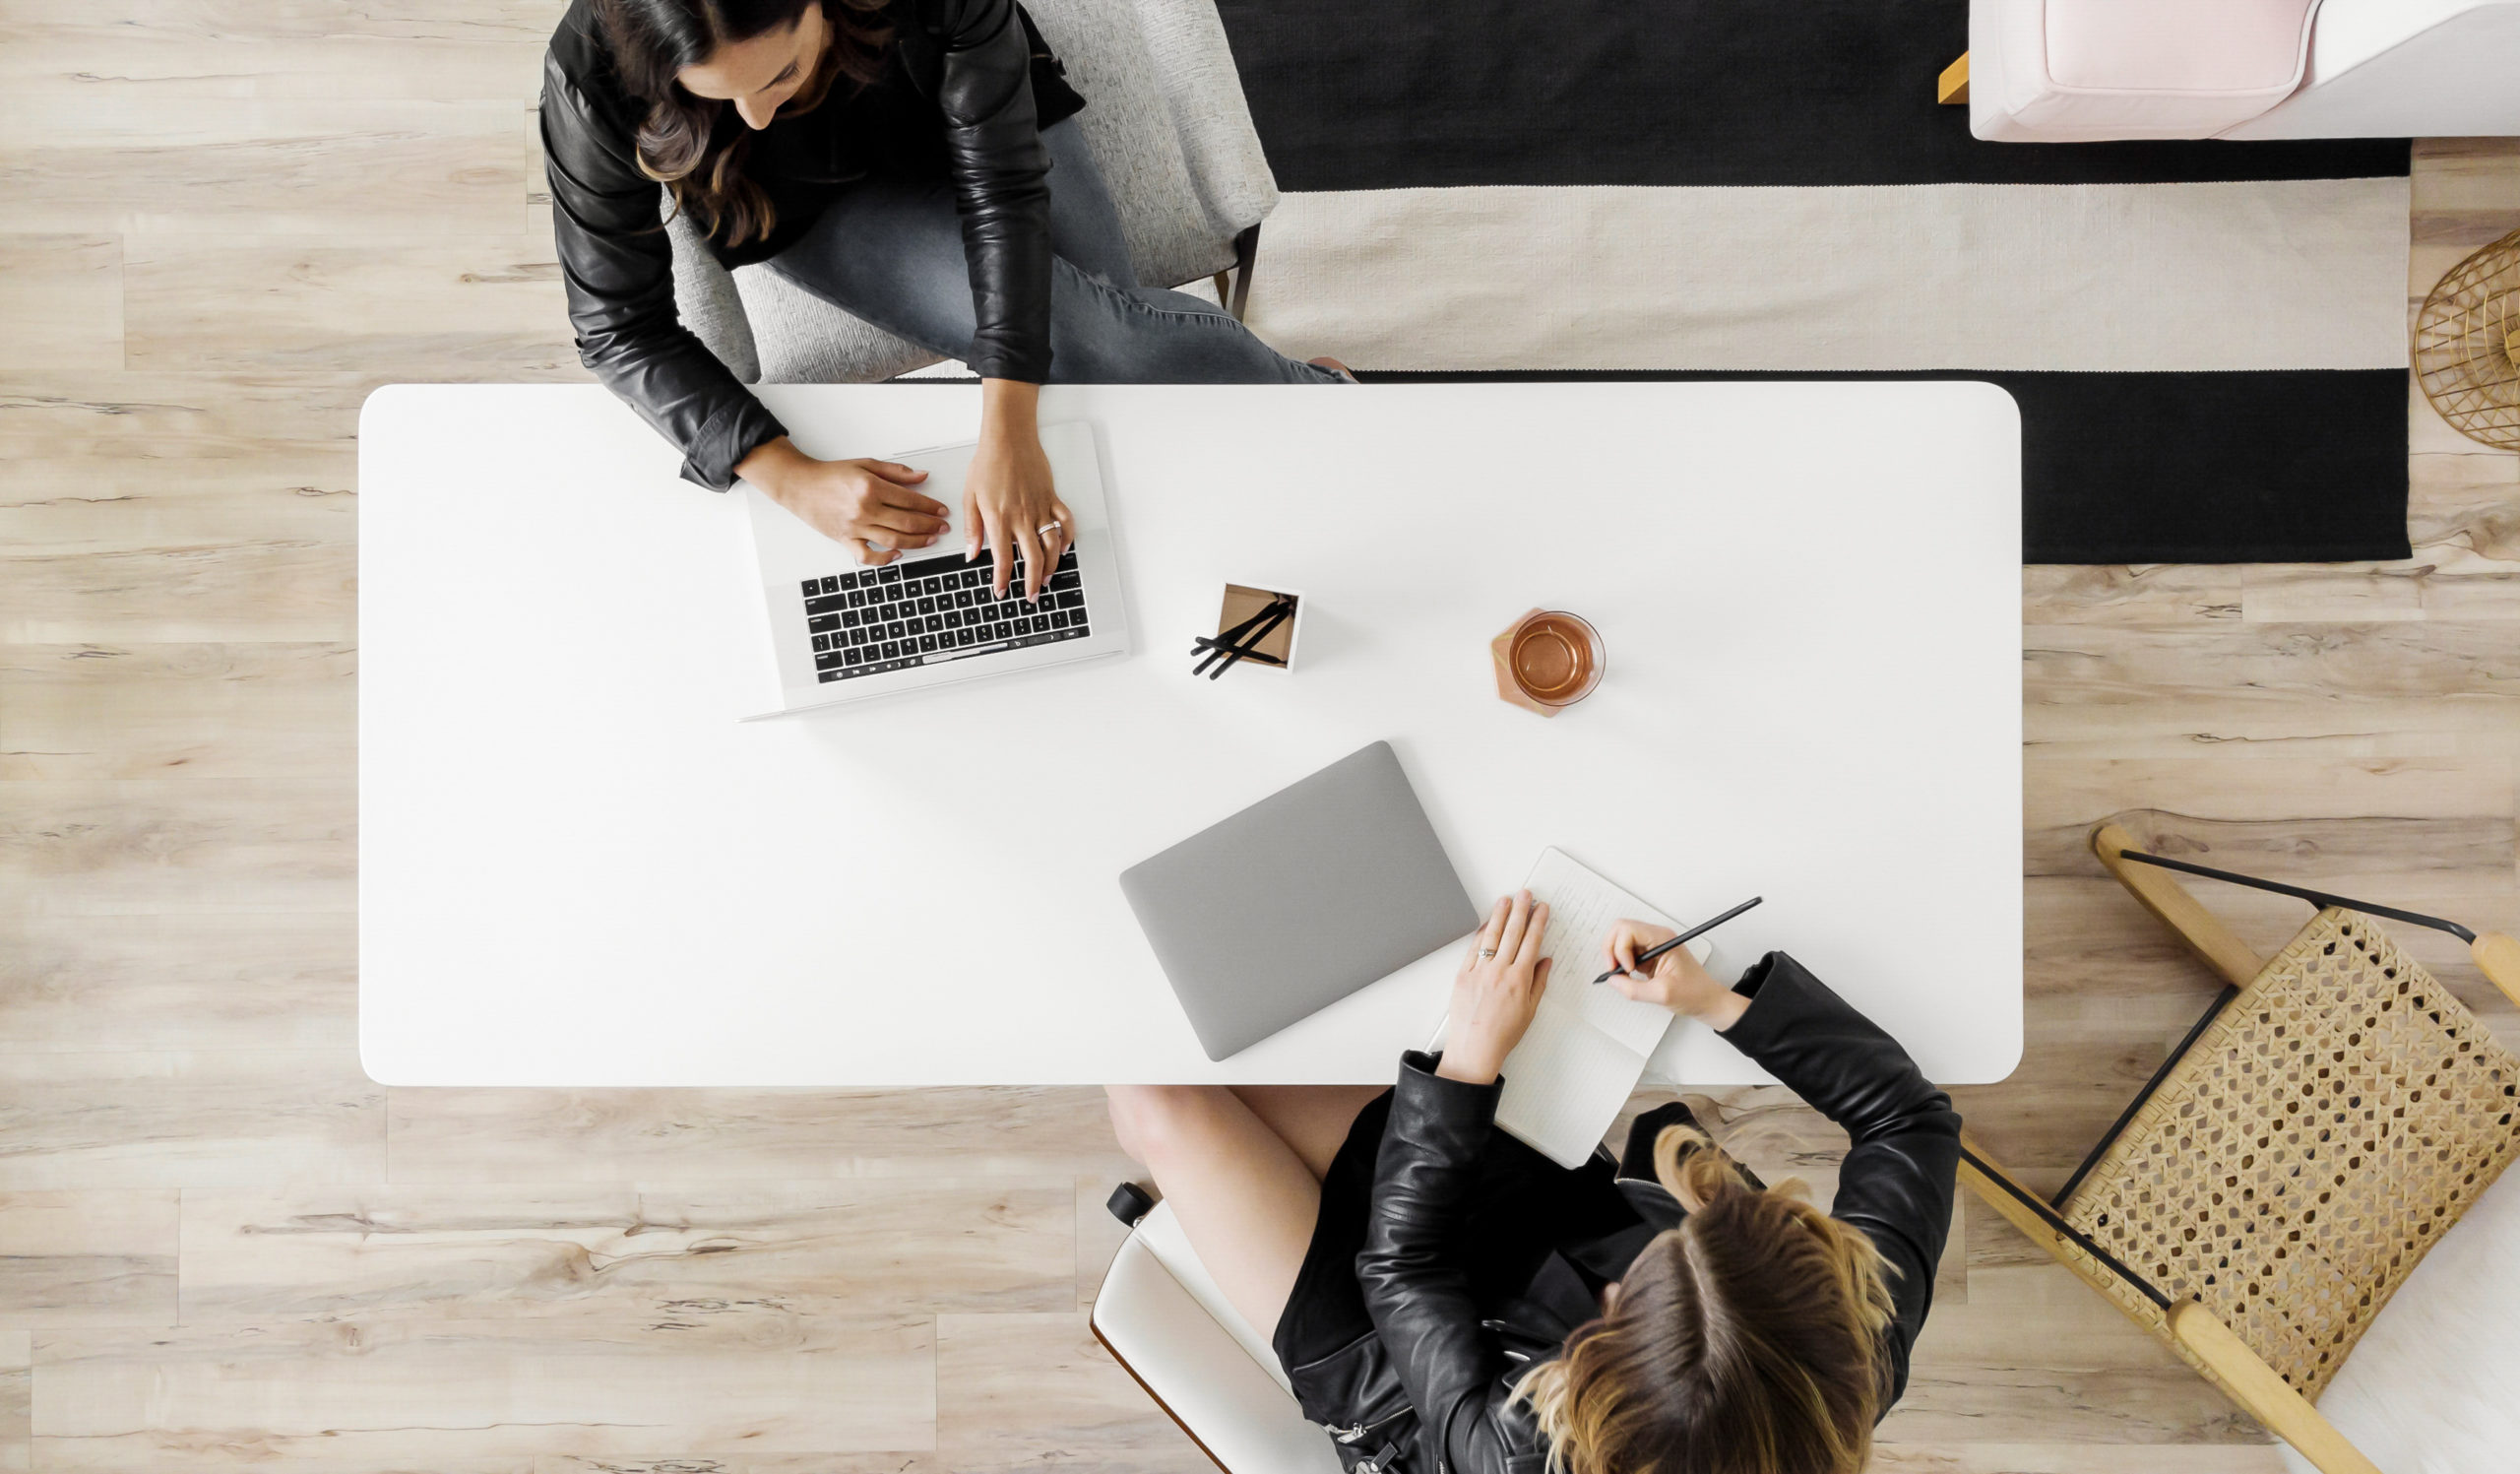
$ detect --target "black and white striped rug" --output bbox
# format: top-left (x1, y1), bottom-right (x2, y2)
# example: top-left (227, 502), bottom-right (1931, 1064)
top-left (1216, 0), bottom-right (2414, 565)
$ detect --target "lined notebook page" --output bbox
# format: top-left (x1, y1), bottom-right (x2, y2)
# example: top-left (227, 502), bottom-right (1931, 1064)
top-left (1437, 849), bottom-right (1706, 1169)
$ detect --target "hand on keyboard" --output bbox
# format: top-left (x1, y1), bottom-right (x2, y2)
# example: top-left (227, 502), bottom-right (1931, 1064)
top-left (739, 438), bottom-right (952, 566)
top-left (967, 399), bottom-right (1071, 605)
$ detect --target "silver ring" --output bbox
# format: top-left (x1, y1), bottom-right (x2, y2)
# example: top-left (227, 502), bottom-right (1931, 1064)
top-left (1037, 520), bottom-right (1063, 537)
top-left (1479, 948), bottom-right (1497, 960)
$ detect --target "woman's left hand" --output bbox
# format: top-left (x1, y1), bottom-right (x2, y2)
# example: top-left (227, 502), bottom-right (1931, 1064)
top-left (967, 379), bottom-right (1073, 604)
top-left (1437, 890), bottom-right (1553, 1085)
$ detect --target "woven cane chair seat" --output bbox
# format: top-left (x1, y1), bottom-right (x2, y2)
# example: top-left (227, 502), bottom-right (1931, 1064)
top-left (2056, 908), bottom-right (2520, 1401)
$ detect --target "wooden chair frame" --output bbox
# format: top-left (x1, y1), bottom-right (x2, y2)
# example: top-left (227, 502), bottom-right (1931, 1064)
top-left (1959, 822), bottom-right (2520, 1474)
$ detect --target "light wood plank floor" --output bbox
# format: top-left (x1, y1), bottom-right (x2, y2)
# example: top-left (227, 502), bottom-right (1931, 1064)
top-left (4, 7), bottom-right (2516, 1468)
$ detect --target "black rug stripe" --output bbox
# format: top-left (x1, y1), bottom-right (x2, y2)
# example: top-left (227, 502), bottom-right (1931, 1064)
top-left (1355, 369), bottom-right (2411, 565)
top-left (1214, 0), bottom-right (2408, 190)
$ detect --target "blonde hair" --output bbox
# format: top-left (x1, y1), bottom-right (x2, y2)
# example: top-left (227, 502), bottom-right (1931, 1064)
top-left (1514, 1125), bottom-right (1897, 1474)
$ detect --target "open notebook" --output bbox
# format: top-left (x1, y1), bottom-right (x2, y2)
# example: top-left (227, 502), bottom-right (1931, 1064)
top-left (1432, 848), bottom-right (1710, 1169)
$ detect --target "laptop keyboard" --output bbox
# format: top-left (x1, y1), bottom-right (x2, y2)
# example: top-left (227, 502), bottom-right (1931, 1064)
top-left (801, 546), bottom-right (1091, 683)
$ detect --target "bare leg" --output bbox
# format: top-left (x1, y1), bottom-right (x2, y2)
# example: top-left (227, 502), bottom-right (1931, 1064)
top-left (1105, 1085), bottom-right (1326, 1337)
top-left (1229, 1084), bottom-right (1385, 1180)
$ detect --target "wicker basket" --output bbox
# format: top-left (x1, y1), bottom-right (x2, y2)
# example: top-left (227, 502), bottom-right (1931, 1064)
top-left (2415, 227), bottom-right (2520, 450)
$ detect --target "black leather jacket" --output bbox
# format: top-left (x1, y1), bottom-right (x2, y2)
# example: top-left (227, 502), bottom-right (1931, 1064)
top-left (1331, 953), bottom-right (1961, 1474)
top-left (540, 0), bottom-right (1082, 489)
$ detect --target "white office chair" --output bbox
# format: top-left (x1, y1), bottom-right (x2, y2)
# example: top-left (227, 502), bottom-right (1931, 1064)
top-left (1090, 1186), bottom-right (1346, 1474)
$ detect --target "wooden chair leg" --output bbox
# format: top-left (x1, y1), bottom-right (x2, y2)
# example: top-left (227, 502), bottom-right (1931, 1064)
top-left (2474, 931), bottom-right (2520, 1008)
top-left (2166, 1303), bottom-right (2384, 1474)
top-left (1957, 1132), bottom-right (2127, 1297)
top-left (1226, 223), bottom-right (1260, 322)
top-left (2092, 823), bottom-right (2264, 989)
top-left (1937, 51), bottom-right (1970, 104)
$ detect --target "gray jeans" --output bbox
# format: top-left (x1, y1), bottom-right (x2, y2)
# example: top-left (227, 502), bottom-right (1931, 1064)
top-left (767, 119), bottom-right (1342, 385)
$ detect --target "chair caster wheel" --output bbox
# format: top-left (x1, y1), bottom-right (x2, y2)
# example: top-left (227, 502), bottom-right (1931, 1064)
top-left (1105, 1181), bottom-right (1156, 1226)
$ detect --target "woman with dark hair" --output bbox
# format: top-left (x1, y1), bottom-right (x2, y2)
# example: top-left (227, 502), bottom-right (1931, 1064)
top-left (542, 0), bottom-right (1342, 598)
top-left (1105, 890), bottom-right (1963, 1474)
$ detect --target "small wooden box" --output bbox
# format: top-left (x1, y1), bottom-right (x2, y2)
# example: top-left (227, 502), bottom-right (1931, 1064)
top-left (1213, 582), bottom-right (1303, 673)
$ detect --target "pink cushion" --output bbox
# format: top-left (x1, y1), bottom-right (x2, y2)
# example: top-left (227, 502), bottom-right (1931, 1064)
top-left (2046, 0), bottom-right (2318, 93)
top-left (1972, 0), bottom-right (2320, 142)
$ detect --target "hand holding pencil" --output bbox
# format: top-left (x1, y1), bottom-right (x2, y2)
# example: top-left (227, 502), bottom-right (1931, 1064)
top-left (1599, 901), bottom-right (1757, 1031)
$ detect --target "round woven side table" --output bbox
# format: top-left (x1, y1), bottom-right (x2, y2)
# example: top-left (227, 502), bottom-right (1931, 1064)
top-left (2414, 226), bottom-right (2520, 450)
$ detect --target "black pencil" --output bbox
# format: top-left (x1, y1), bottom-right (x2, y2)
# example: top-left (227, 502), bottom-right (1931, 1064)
top-left (1593, 896), bottom-right (1763, 985)
top-left (1193, 597), bottom-right (1290, 677)
top-left (1207, 602), bottom-right (1292, 679)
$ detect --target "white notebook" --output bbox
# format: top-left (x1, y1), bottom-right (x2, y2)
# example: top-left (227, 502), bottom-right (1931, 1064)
top-left (1432, 848), bottom-right (1709, 1169)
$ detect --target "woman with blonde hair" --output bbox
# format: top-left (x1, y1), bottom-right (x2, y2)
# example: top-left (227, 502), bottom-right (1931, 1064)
top-left (1105, 889), bottom-right (1960, 1474)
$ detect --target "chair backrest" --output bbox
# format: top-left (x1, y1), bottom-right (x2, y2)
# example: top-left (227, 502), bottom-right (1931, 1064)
top-left (1090, 1199), bottom-right (1345, 1474)
top-left (1024, 0), bottom-right (1277, 288)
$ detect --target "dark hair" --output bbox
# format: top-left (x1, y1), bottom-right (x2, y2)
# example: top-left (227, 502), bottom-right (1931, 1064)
top-left (593, 0), bottom-right (893, 247)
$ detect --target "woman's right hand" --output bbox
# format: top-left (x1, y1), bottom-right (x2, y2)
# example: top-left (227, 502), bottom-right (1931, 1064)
top-left (738, 436), bottom-right (953, 565)
top-left (1436, 890), bottom-right (1552, 1085)
top-left (1603, 920), bottom-right (1749, 1030)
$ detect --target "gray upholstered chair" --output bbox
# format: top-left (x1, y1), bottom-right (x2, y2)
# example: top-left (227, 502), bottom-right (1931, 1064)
top-left (666, 0), bottom-right (1278, 384)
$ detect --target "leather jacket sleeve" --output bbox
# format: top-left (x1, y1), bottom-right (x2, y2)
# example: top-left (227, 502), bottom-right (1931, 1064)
top-left (916, 0), bottom-right (1054, 383)
top-left (539, 49), bottom-right (790, 491)
top-left (1354, 1052), bottom-right (1547, 1474)
top-left (1718, 951), bottom-right (1963, 1407)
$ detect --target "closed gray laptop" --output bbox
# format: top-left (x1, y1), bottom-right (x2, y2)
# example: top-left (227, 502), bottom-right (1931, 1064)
top-left (1120, 740), bottom-right (1479, 1059)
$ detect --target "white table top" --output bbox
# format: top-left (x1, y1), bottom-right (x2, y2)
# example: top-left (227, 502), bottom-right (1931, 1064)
top-left (358, 382), bottom-right (2021, 1086)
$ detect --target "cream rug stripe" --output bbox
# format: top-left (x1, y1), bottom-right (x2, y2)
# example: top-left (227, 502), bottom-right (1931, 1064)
top-left (1240, 177), bottom-right (2412, 374)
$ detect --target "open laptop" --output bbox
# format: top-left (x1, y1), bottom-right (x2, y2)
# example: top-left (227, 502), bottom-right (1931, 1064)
top-left (738, 419), bottom-right (1130, 716)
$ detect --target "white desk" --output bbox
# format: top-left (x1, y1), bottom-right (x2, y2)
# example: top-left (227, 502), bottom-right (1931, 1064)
top-left (359, 383), bottom-right (2021, 1086)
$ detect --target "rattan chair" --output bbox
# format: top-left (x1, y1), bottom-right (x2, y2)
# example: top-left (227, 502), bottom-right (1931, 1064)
top-left (1962, 823), bottom-right (2520, 1474)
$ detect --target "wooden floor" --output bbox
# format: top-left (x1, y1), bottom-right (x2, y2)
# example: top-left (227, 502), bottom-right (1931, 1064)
top-left (4, 6), bottom-right (2517, 1468)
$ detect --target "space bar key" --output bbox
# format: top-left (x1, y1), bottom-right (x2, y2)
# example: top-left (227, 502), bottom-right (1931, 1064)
top-left (925, 642), bottom-right (1010, 664)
